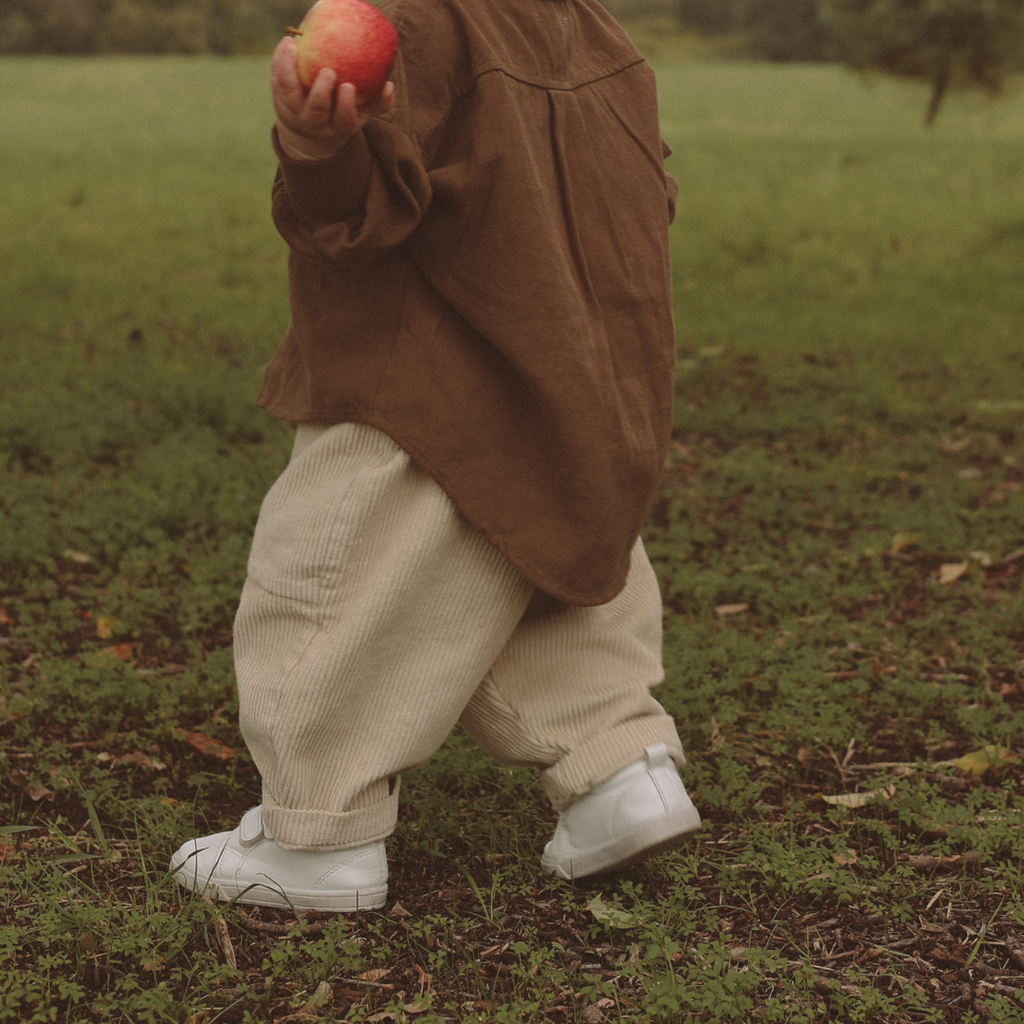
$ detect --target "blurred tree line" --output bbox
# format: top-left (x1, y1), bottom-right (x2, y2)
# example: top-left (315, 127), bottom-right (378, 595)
top-left (4, 0), bottom-right (838, 58)
top-left (0, 0), bottom-right (310, 54)
top-left (678, 0), bottom-right (1024, 122)
top-left (822, 0), bottom-right (1024, 124)
top-left (678, 0), bottom-right (838, 61)
top-left (3, 0), bottom-right (1022, 126)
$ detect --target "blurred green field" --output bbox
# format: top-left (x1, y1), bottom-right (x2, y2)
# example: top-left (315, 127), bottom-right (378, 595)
top-left (6, 54), bottom-right (1024, 386)
top-left (3, 56), bottom-right (285, 350)
top-left (3, 54), bottom-right (1024, 1023)
top-left (659, 58), bottom-right (1024, 365)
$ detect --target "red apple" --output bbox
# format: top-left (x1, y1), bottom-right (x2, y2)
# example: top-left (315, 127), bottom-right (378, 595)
top-left (291, 0), bottom-right (399, 102)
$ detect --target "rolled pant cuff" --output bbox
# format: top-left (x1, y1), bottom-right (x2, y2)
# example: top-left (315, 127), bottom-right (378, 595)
top-left (262, 780), bottom-right (401, 851)
top-left (541, 719), bottom-right (685, 812)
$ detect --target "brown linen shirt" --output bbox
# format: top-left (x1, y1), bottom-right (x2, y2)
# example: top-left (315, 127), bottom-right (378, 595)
top-left (258, 0), bottom-right (678, 605)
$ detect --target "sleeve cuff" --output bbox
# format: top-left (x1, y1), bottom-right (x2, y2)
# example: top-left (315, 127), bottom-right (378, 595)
top-left (271, 124), bottom-right (374, 225)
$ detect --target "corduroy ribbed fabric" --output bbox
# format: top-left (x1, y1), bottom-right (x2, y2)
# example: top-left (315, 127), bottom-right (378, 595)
top-left (235, 423), bottom-right (683, 851)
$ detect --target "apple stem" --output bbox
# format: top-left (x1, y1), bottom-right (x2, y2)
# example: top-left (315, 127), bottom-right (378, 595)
top-left (286, 26), bottom-right (303, 36)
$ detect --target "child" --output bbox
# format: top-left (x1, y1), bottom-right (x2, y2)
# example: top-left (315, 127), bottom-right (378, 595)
top-left (171, 0), bottom-right (700, 912)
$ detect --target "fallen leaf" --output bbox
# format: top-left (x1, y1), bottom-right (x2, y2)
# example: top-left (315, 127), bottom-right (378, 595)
top-left (25, 782), bottom-right (56, 802)
top-left (710, 715), bottom-right (725, 747)
top-left (95, 616), bottom-right (120, 640)
top-left (820, 785), bottom-right (895, 809)
top-left (389, 901), bottom-right (411, 919)
top-left (821, 792), bottom-right (873, 809)
top-left (62, 549), bottom-right (93, 564)
top-left (358, 968), bottom-right (392, 983)
top-left (954, 745), bottom-right (1014, 777)
top-left (0, 606), bottom-right (12, 625)
top-left (834, 848), bottom-right (859, 867)
top-left (118, 751), bottom-right (166, 770)
top-left (89, 644), bottom-right (135, 668)
top-left (480, 941), bottom-right (511, 958)
top-left (335, 986), bottom-right (369, 1002)
top-left (413, 963), bottom-right (432, 996)
top-left (890, 531), bottom-right (920, 553)
top-left (176, 730), bottom-right (234, 761)
top-left (908, 853), bottom-right (981, 871)
top-left (46, 767), bottom-right (72, 789)
top-left (204, 899), bottom-right (236, 968)
top-left (293, 980), bottom-right (333, 1016)
top-left (715, 603), bottom-right (749, 617)
top-left (587, 895), bottom-right (637, 929)
top-left (938, 562), bottom-right (969, 586)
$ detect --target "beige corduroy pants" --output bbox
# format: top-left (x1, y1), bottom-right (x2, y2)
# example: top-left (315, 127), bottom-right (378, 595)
top-left (234, 423), bottom-right (684, 851)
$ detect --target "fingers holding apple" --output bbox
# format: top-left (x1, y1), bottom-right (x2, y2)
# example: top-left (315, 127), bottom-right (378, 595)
top-left (271, 0), bottom-right (398, 162)
top-left (272, 40), bottom-right (379, 160)
top-left (271, 35), bottom-right (306, 116)
top-left (356, 78), bottom-right (396, 117)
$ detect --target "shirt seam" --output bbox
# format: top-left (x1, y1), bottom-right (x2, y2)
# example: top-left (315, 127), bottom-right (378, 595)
top-left (468, 55), bottom-right (647, 93)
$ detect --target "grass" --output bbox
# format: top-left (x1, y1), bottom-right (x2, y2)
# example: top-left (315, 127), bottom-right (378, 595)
top-left (2, 52), bottom-right (1024, 1023)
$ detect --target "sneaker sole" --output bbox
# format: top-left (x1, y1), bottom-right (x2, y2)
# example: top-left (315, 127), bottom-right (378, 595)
top-left (540, 808), bottom-right (701, 881)
top-left (216, 880), bottom-right (388, 913)
top-left (171, 859), bottom-right (387, 913)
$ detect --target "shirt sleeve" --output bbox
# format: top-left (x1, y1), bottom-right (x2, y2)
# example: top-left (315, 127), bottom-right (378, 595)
top-left (270, 121), bottom-right (433, 266)
top-left (269, 0), bottom-right (455, 266)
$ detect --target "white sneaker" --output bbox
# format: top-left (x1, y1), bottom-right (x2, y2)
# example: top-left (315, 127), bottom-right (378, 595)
top-left (169, 806), bottom-right (388, 912)
top-left (540, 744), bottom-right (701, 880)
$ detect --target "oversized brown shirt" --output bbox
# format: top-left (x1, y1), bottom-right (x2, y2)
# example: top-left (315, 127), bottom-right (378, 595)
top-left (258, 0), bottom-right (677, 605)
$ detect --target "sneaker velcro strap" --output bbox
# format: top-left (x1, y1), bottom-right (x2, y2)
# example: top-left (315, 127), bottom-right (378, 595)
top-left (239, 806), bottom-right (270, 845)
top-left (645, 743), bottom-right (671, 770)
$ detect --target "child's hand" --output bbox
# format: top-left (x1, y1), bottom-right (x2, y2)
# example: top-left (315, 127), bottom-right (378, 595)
top-left (271, 36), bottom-right (395, 162)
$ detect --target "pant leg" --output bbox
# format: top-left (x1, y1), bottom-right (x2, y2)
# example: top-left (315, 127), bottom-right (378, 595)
top-left (458, 537), bottom-right (685, 811)
top-left (234, 423), bottom-right (534, 851)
